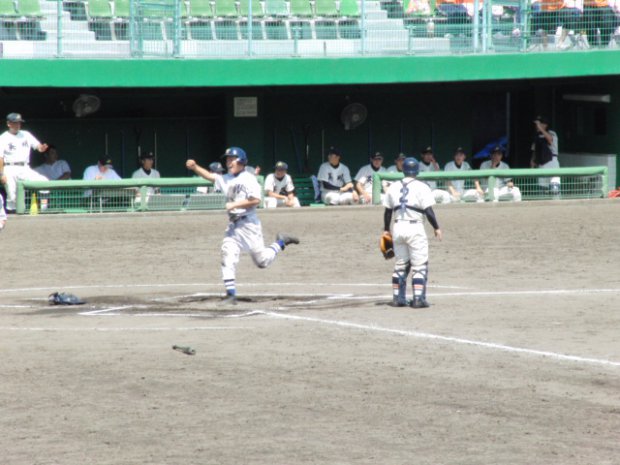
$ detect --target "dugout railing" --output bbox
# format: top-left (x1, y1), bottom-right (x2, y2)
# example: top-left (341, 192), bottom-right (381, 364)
top-left (16, 177), bottom-right (230, 214)
top-left (372, 166), bottom-right (609, 204)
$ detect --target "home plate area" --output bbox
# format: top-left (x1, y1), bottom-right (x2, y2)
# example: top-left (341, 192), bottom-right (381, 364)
top-left (73, 293), bottom-right (387, 317)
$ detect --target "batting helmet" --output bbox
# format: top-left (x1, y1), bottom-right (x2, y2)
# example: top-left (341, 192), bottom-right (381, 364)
top-left (222, 147), bottom-right (248, 165)
top-left (402, 157), bottom-right (419, 176)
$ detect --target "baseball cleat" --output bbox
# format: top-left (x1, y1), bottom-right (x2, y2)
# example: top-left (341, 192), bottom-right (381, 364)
top-left (221, 295), bottom-right (238, 305)
top-left (276, 233), bottom-right (300, 247)
top-left (389, 298), bottom-right (409, 307)
top-left (411, 298), bottom-right (430, 308)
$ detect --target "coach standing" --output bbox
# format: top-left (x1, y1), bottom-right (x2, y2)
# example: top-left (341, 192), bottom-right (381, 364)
top-left (0, 113), bottom-right (49, 212)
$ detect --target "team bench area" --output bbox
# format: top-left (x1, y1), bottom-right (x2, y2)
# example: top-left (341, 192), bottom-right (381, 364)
top-left (13, 166), bottom-right (609, 215)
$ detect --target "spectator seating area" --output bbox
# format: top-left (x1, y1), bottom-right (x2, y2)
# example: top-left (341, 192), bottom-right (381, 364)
top-left (60, 0), bottom-right (365, 41)
top-left (1, 0), bottom-right (619, 57)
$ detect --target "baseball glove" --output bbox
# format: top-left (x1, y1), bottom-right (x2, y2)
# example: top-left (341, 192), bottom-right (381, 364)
top-left (380, 232), bottom-right (395, 260)
top-left (48, 292), bottom-right (85, 305)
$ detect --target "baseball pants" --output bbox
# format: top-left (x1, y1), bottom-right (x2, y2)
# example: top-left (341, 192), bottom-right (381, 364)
top-left (264, 196), bottom-right (301, 209)
top-left (221, 218), bottom-right (281, 281)
top-left (537, 157), bottom-right (561, 188)
top-left (321, 190), bottom-right (356, 205)
top-left (3, 165), bottom-right (48, 211)
top-left (392, 221), bottom-right (429, 268)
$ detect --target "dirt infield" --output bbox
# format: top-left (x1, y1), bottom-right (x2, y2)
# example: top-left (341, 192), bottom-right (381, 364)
top-left (1, 200), bottom-right (620, 465)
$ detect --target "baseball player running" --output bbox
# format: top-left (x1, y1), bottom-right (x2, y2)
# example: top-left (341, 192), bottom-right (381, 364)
top-left (186, 147), bottom-right (300, 305)
top-left (0, 113), bottom-right (49, 212)
top-left (383, 157), bottom-right (442, 308)
top-left (263, 161), bottom-right (301, 208)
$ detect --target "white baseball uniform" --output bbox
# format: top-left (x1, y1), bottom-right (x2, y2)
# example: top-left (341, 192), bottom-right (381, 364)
top-left (383, 177), bottom-right (436, 266)
top-left (0, 129), bottom-right (48, 211)
top-left (355, 163), bottom-right (386, 202)
top-left (263, 173), bottom-right (300, 208)
top-left (478, 160), bottom-right (522, 202)
top-left (132, 166), bottom-right (161, 197)
top-left (35, 159), bottom-right (71, 180)
top-left (418, 160), bottom-right (451, 204)
top-left (317, 161), bottom-right (356, 205)
top-left (83, 165), bottom-right (122, 181)
top-left (444, 160), bottom-right (480, 202)
top-left (213, 170), bottom-right (283, 294)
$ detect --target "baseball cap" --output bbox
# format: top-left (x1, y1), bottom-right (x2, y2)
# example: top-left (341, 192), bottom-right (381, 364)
top-left (533, 115), bottom-right (548, 124)
top-left (274, 161), bottom-right (288, 170)
top-left (140, 151), bottom-right (154, 160)
top-left (7, 113), bottom-right (25, 123)
top-left (371, 152), bottom-right (384, 160)
top-left (98, 157), bottom-right (113, 166)
top-left (491, 145), bottom-right (504, 154)
top-left (455, 147), bottom-right (466, 154)
top-left (395, 153), bottom-right (407, 160)
top-left (327, 146), bottom-right (341, 156)
top-left (421, 146), bottom-right (433, 154)
top-left (208, 161), bottom-right (224, 174)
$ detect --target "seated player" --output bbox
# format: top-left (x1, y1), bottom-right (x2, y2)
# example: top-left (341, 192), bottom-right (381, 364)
top-left (263, 161), bottom-right (300, 208)
top-left (316, 147), bottom-right (359, 205)
top-left (355, 152), bottom-right (387, 204)
top-left (471, 146), bottom-right (522, 202)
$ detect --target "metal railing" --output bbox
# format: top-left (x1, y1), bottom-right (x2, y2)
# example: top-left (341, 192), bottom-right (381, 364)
top-left (372, 166), bottom-right (609, 204)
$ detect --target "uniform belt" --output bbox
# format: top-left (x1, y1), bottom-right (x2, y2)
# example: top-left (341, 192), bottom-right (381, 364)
top-left (230, 215), bottom-right (249, 224)
top-left (395, 219), bottom-right (419, 223)
top-left (5, 162), bottom-right (27, 166)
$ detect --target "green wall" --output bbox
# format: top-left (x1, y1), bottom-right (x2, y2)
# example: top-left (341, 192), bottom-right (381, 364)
top-left (2, 51), bottom-right (620, 87)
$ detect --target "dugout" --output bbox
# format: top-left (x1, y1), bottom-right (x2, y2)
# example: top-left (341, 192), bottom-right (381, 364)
top-left (0, 54), bottom-right (619, 183)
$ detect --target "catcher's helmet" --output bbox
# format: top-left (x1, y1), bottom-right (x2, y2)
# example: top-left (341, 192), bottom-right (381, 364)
top-left (222, 147), bottom-right (248, 165)
top-left (402, 157), bottom-right (419, 176)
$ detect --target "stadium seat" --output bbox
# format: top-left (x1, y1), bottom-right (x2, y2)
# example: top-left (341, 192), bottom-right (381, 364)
top-left (264, 0), bottom-right (288, 17)
top-left (238, 0), bottom-right (264, 39)
top-left (338, 0), bottom-right (360, 38)
top-left (314, 0), bottom-right (338, 39)
top-left (63, 0), bottom-right (88, 21)
top-left (289, 0), bottom-right (312, 40)
top-left (214, 0), bottom-right (237, 17)
top-left (187, 0), bottom-right (213, 39)
top-left (0, 0), bottom-right (17, 16)
top-left (289, 0), bottom-right (312, 17)
top-left (15, 0), bottom-right (46, 40)
top-left (87, 0), bottom-right (114, 40)
top-left (238, 0), bottom-right (263, 18)
top-left (338, 0), bottom-right (360, 18)
top-left (0, 0), bottom-right (18, 40)
top-left (189, 0), bottom-right (213, 17)
top-left (16, 0), bottom-right (43, 18)
top-left (263, 0), bottom-right (288, 39)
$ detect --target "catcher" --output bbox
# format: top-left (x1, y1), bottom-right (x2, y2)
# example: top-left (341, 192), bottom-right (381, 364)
top-left (381, 157), bottom-right (442, 308)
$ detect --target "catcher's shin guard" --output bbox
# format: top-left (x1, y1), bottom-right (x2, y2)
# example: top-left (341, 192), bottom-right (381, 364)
top-left (411, 262), bottom-right (428, 301)
top-left (391, 262), bottom-right (410, 306)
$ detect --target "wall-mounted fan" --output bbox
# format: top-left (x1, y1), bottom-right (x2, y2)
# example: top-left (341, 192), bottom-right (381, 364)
top-left (72, 94), bottom-right (101, 118)
top-left (340, 103), bottom-right (368, 130)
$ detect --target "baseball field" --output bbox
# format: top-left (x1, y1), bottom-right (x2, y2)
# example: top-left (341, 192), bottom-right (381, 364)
top-left (2, 200), bottom-right (619, 465)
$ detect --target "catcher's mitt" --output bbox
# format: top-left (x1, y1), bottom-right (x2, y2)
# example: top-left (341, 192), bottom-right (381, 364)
top-left (48, 292), bottom-right (86, 306)
top-left (380, 232), bottom-right (394, 260)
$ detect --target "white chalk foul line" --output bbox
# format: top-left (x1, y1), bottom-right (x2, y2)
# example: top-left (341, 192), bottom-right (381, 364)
top-left (261, 312), bottom-right (620, 369)
top-left (0, 326), bottom-right (250, 332)
top-left (0, 282), bottom-right (468, 294)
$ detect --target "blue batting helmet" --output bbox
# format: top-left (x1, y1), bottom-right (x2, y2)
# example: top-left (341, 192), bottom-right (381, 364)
top-left (222, 147), bottom-right (248, 165)
top-left (402, 157), bottom-right (419, 176)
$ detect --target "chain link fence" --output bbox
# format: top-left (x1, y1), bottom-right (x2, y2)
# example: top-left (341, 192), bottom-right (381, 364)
top-left (1, 0), bottom-right (619, 58)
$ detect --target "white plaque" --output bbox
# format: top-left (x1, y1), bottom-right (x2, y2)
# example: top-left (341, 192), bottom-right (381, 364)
top-left (234, 97), bottom-right (258, 118)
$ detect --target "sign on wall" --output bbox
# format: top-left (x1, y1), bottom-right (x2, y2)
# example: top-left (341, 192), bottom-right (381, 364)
top-left (234, 97), bottom-right (258, 118)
